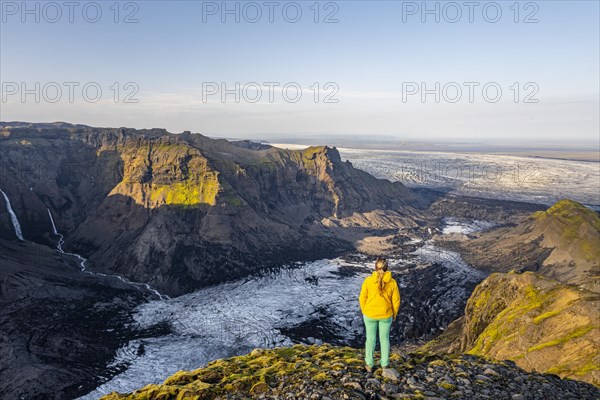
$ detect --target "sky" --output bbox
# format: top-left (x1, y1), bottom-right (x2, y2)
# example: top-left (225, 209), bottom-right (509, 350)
top-left (1, 0), bottom-right (599, 144)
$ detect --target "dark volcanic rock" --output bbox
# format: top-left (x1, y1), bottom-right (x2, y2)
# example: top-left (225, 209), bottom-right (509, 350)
top-left (0, 238), bottom-right (167, 400)
top-left (418, 188), bottom-right (545, 224)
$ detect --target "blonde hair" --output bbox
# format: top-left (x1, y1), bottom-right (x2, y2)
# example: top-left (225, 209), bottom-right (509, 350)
top-left (375, 258), bottom-right (388, 295)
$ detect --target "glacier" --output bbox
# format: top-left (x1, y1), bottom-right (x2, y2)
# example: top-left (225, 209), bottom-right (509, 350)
top-left (339, 149), bottom-right (600, 209)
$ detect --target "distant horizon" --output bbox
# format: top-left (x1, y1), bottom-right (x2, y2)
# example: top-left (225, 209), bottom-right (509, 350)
top-left (3, 120), bottom-right (598, 162)
top-left (3, 119), bottom-right (600, 146)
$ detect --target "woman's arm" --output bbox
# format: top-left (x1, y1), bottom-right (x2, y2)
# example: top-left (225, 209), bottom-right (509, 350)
top-left (392, 280), bottom-right (401, 320)
top-left (359, 279), bottom-right (368, 313)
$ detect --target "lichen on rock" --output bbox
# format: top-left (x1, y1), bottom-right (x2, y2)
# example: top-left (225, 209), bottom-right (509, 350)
top-left (99, 343), bottom-right (600, 399)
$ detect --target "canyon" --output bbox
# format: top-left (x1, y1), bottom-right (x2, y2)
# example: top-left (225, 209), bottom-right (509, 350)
top-left (1, 122), bottom-right (598, 399)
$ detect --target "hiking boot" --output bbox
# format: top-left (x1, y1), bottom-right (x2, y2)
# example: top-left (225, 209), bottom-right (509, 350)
top-left (365, 365), bottom-right (373, 373)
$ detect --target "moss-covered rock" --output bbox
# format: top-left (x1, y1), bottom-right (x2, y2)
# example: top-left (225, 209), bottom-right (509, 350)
top-left (108, 138), bottom-right (220, 207)
top-left (533, 199), bottom-right (600, 265)
top-left (422, 271), bottom-right (600, 386)
top-left (99, 343), bottom-right (599, 400)
top-left (0, 124), bottom-right (424, 297)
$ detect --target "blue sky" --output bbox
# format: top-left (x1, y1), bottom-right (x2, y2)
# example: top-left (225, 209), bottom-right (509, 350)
top-left (1, 0), bottom-right (598, 143)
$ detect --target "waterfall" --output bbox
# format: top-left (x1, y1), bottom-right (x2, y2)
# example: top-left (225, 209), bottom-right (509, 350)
top-left (47, 208), bottom-right (58, 235)
top-left (47, 209), bottom-right (64, 252)
top-left (46, 208), bottom-right (168, 301)
top-left (0, 189), bottom-right (24, 241)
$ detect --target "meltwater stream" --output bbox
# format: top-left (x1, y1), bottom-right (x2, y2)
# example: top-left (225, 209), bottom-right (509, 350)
top-left (80, 220), bottom-right (490, 399)
top-left (46, 208), bottom-right (169, 301)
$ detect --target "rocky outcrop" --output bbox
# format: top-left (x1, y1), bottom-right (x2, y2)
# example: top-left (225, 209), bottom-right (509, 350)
top-left (0, 123), bottom-right (424, 296)
top-left (422, 272), bottom-right (600, 386)
top-left (436, 199), bottom-right (600, 293)
top-left (422, 190), bottom-right (544, 225)
top-left (99, 343), bottom-right (600, 399)
top-left (529, 200), bottom-right (600, 290)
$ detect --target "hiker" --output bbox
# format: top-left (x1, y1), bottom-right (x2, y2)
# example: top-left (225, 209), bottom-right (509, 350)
top-left (359, 257), bottom-right (401, 373)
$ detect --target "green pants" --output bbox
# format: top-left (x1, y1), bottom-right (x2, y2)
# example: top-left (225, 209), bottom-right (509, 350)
top-left (363, 314), bottom-right (392, 367)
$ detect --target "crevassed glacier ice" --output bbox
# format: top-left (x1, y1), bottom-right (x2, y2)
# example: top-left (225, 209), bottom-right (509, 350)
top-left (339, 149), bottom-right (600, 209)
top-left (79, 259), bottom-right (370, 398)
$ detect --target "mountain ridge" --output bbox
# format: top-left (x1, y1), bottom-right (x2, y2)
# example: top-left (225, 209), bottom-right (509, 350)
top-left (437, 199), bottom-right (600, 293)
top-left (2, 123), bottom-right (598, 398)
top-left (0, 123), bottom-right (424, 296)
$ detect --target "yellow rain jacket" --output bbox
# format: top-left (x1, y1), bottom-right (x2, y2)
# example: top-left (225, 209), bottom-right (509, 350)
top-left (359, 270), bottom-right (401, 320)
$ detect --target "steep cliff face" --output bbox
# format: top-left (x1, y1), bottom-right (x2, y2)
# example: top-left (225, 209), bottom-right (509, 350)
top-left (108, 139), bottom-right (220, 208)
top-left (437, 199), bottom-right (600, 293)
top-left (0, 123), bottom-right (423, 296)
top-left (422, 272), bottom-right (600, 385)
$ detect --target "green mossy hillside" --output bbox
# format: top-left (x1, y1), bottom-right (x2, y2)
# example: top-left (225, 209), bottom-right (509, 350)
top-left (540, 200), bottom-right (600, 230)
top-left (531, 199), bottom-right (600, 263)
top-left (422, 271), bottom-right (600, 386)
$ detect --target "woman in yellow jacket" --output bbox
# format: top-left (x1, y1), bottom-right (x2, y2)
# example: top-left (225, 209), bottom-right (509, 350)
top-left (359, 258), bottom-right (401, 372)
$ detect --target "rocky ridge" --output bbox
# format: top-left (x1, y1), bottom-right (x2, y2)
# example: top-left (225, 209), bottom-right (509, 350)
top-left (421, 200), bottom-right (600, 386)
top-left (2, 123), bottom-right (598, 398)
top-left (421, 271), bottom-right (600, 386)
top-left (0, 123), bottom-right (424, 296)
top-left (437, 199), bottom-right (600, 293)
top-left (99, 343), bottom-right (600, 400)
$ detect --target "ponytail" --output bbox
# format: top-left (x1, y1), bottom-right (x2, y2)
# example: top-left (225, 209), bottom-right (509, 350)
top-left (375, 258), bottom-right (388, 295)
